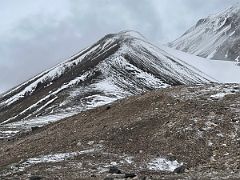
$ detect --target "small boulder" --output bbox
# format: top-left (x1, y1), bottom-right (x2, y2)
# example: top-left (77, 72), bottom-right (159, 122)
top-left (106, 106), bottom-right (111, 110)
top-left (29, 176), bottom-right (42, 180)
top-left (173, 165), bottom-right (185, 174)
top-left (109, 166), bottom-right (121, 174)
top-left (31, 126), bottom-right (40, 131)
top-left (87, 141), bottom-right (94, 145)
top-left (124, 173), bottom-right (137, 178)
top-left (91, 174), bottom-right (96, 177)
top-left (76, 141), bottom-right (82, 147)
top-left (104, 178), bottom-right (114, 180)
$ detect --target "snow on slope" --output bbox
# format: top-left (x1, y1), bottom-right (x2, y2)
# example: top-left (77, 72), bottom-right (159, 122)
top-left (0, 31), bottom-right (217, 139)
top-left (148, 157), bottom-right (183, 172)
top-left (161, 46), bottom-right (240, 83)
top-left (169, 4), bottom-right (240, 61)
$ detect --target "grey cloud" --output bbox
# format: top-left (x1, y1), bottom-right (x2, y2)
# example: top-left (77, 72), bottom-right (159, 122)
top-left (67, 0), bottom-right (164, 44)
top-left (0, 20), bottom-right (85, 88)
top-left (0, 0), bottom-right (239, 93)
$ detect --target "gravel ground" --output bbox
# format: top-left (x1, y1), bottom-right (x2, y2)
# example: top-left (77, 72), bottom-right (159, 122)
top-left (1, 83), bottom-right (240, 179)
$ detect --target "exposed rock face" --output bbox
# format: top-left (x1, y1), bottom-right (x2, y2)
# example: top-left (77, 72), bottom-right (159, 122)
top-left (169, 4), bottom-right (240, 61)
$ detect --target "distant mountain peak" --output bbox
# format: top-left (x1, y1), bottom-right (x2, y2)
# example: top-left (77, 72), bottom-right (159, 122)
top-left (206, 3), bottom-right (240, 24)
top-left (169, 4), bottom-right (240, 61)
top-left (226, 3), bottom-right (240, 12)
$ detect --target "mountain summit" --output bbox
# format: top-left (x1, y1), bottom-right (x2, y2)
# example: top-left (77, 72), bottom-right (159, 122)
top-left (169, 4), bottom-right (240, 61)
top-left (0, 31), bottom-right (213, 137)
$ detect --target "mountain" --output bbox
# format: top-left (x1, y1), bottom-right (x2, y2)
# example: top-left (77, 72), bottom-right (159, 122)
top-left (0, 31), bottom-right (215, 138)
top-left (169, 4), bottom-right (240, 61)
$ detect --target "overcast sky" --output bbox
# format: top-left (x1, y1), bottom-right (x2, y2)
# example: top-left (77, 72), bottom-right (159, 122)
top-left (0, 0), bottom-right (239, 93)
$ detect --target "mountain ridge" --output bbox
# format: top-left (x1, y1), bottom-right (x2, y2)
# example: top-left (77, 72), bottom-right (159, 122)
top-left (0, 31), bottom-right (214, 139)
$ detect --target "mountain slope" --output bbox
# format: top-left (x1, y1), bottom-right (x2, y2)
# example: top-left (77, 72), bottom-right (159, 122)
top-left (169, 4), bottom-right (240, 61)
top-left (1, 83), bottom-right (240, 179)
top-left (0, 31), bottom-right (214, 137)
top-left (161, 46), bottom-right (240, 83)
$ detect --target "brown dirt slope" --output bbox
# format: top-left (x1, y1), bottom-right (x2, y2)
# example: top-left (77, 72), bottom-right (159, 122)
top-left (0, 83), bottom-right (240, 179)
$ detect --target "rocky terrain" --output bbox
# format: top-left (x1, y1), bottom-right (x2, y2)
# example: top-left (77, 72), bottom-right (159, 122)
top-left (1, 83), bottom-right (240, 179)
top-left (169, 4), bottom-right (240, 61)
top-left (1, 4), bottom-right (240, 180)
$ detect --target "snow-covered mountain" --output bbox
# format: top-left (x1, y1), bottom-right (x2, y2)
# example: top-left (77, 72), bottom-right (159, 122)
top-left (0, 31), bottom-right (215, 133)
top-left (161, 46), bottom-right (240, 83)
top-left (169, 4), bottom-right (240, 61)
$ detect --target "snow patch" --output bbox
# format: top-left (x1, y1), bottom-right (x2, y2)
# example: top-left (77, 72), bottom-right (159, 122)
top-left (210, 92), bottom-right (230, 99)
top-left (148, 157), bottom-right (183, 172)
top-left (3, 112), bottom-right (76, 129)
top-left (7, 148), bottom-right (99, 175)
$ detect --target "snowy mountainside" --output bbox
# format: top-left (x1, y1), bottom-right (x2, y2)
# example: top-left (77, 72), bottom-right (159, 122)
top-left (161, 46), bottom-right (240, 83)
top-left (0, 31), bottom-right (213, 134)
top-left (0, 32), bottom-right (214, 131)
top-left (169, 4), bottom-right (240, 61)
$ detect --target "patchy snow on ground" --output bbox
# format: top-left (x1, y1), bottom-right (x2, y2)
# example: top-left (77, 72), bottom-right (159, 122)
top-left (209, 85), bottom-right (239, 100)
top-left (123, 156), bottom-right (134, 164)
top-left (210, 92), bottom-right (231, 99)
top-left (4, 112), bottom-right (77, 129)
top-left (4, 148), bottom-right (99, 176)
top-left (0, 112), bottom-right (78, 139)
top-left (147, 157), bottom-right (183, 172)
top-left (1, 147), bottom-right (139, 178)
top-left (25, 152), bottom-right (78, 165)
